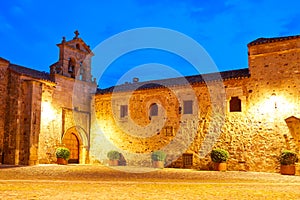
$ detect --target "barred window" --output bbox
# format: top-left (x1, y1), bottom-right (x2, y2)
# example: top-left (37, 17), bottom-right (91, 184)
top-left (183, 153), bottom-right (193, 168)
top-left (164, 126), bottom-right (174, 136)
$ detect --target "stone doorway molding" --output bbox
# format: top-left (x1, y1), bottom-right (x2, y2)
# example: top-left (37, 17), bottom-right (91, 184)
top-left (62, 126), bottom-right (89, 164)
top-left (285, 116), bottom-right (300, 149)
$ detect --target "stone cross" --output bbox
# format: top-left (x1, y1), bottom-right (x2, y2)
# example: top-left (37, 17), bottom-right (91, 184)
top-left (74, 30), bottom-right (79, 39)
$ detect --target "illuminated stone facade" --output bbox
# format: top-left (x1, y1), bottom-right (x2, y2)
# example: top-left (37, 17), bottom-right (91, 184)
top-left (0, 31), bottom-right (96, 165)
top-left (0, 32), bottom-right (299, 173)
top-left (91, 35), bottom-right (300, 172)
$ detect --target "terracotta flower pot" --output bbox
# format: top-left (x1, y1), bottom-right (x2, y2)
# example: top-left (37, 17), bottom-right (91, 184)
top-left (57, 158), bottom-right (68, 165)
top-left (108, 160), bottom-right (119, 166)
top-left (280, 165), bottom-right (296, 175)
top-left (152, 161), bottom-right (164, 168)
top-left (214, 162), bottom-right (227, 171)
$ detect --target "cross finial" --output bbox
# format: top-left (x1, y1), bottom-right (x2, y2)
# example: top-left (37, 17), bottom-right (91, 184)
top-left (74, 30), bottom-right (79, 39)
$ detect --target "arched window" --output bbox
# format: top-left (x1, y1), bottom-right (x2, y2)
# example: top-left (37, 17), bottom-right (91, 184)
top-left (229, 96), bottom-right (241, 112)
top-left (149, 103), bottom-right (158, 117)
top-left (68, 58), bottom-right (75, 72)
top-left (76, 43), bottom-right (80, 50)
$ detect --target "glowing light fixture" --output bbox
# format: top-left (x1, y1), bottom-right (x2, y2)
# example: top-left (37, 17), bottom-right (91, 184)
top-left (271, 93), bottom-right (277, 109)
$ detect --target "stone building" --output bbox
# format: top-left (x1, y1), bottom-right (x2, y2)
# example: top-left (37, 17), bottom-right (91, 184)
top-left (0, 31), bottom-right (299, 172)
top-left (92, 35), bottom-right (300, 172)
top-left (0, 31), bottom-right (96, 165)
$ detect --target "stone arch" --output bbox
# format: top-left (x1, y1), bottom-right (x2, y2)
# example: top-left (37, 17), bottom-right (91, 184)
top-left (285, 116), bottom-right (300, 149)
top-left (68, 57), bottom-right (76, 78)
top-left (146, 99), bottom-right (164, 120)
top-left (62, 126), bottom-right (89, 164)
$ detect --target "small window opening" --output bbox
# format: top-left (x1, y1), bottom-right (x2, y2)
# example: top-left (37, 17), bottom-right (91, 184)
top-left (229, 96), bottom-right (242, 112)
top-left (79, 62), bottom-right (84, 80)
top-left (183, 100), bottom-right (193, 114)
top-left (149, 103), bottom-right (158, 117)
top-left (164, 126), bottom-right (174, 136)
top-left (183, 153), bottom-right (193, 168)
top-left (120, 105), bottom-right (128, 118)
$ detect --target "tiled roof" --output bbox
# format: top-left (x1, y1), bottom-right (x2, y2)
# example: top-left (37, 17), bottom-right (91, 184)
top-left (97, 68), bottom-right (250, 94)
top-left (248, 35), bottom-right (300, 46)
top-left (9, 64), bottom-right (52, 82)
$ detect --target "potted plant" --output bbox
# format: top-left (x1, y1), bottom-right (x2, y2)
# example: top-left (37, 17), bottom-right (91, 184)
top-left (55, 147), bottom-right (70, 165)
top-left (107, 150), bottom-right (120, 166)
top-left (151, 150), bottom-right (166, 168)
top-left (210, 148), bottom-right (229, 171)
top-left (279, 150), bottom-right (298, 175)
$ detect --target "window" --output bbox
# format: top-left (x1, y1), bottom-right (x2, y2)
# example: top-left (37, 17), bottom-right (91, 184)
top-left (229, 96), bottom-right (241, 112)
top-left (183, 100), bottom-right (193, 114)
top-left (164, 126), bottom-right (174, 136)
top-left (120, 105), bottom-right (128, 118)
top-left (182, 153), bottom-right (193, 168)
top-left (79, 62), bottom-right (84, 80)
top-left (149, 103), bottom-right (158, 117)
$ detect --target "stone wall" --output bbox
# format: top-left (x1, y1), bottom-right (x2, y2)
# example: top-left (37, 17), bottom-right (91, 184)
top-left (3, 72), bottom-right (23, 164)
top-left (38, 74), bottom-right (96, 164)
top-left (90, 38), bottom-right (300, 172)
top-left (2, 71), bottom-right (44, 165)
top-left (1, 70), bottom-right (95, 165)
top-left (248, 37), bottom-right (300, 82)
top-left (0, 59), bottom-right (9, 162)
top-left (21, 80), bottom-right (42, 165)
top-left (1, 34), bottom-right (300, 170)
top-left (0, 34), bottom-right (96, 165)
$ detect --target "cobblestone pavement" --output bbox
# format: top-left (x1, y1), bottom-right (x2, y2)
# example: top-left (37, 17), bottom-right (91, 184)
top-left (0, 164), bottom-right (300, 199)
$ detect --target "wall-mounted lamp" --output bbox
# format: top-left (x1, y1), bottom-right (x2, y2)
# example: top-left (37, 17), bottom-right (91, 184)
top-left (271, 93), bottom-right (277, 109)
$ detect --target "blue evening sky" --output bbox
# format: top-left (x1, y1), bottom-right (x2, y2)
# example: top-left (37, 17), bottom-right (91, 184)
top-left (1, 0), bottom-right (300, 88)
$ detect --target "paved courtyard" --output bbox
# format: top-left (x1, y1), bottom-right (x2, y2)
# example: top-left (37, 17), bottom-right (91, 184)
top-left (0, 164), bottom-right (300, 199)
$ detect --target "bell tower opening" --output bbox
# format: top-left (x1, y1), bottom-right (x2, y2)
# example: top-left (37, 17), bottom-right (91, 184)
top-left (68, 57), bottom-right (76, 78)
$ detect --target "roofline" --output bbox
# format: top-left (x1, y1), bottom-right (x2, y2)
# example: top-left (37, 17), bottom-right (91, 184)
top-left (0, 57), bottom-right (10, 64)
top-left (9, 68), bottom-right (56, 85)
top-left (57, 37), bottom-right (93, 54)
top-left (248, 35), bottom-right (300, 46)
top-left (8, 64), bottom-right (55, 84)
top-left (97, 68), bottom-right (250, 94)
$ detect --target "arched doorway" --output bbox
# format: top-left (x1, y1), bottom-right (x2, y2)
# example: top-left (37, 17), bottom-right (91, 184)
top-left (62, 132), bottom-right (80, 163)
top-left (62, 126), bottom-right (89, 164)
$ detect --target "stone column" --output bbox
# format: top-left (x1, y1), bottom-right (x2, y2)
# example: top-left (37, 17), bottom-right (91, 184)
top-left (21, 80), bottom-right (43, 165)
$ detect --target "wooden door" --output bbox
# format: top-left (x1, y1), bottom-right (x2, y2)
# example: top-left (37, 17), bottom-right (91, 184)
top-left (63, 132), bottom-right (79, 163)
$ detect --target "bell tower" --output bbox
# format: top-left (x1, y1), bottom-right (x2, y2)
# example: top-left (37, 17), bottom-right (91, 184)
top-left (50, 30), bottom-right (94, 82)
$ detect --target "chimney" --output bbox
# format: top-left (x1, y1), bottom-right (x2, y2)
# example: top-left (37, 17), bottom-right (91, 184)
top-left (133, 77), bottom-right (139, 83)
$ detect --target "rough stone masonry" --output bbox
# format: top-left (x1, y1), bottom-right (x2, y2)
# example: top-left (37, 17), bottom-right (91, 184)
top-left (0, 32), bottom-right (300, 173)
